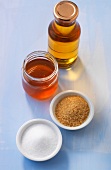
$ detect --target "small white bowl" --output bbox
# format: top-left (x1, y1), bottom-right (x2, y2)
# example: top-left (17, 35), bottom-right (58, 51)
top-left (50, 90), bottom-right (94, 130)
top-left (16, 119), bottom-right (62, 161)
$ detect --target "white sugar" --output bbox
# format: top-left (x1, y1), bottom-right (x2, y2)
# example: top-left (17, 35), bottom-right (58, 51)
top-left (21, 123), bottom-right (58, 158)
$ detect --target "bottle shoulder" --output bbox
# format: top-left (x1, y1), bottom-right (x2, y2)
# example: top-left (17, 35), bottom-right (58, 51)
top-left (48, 20), bottom-right (81, 42)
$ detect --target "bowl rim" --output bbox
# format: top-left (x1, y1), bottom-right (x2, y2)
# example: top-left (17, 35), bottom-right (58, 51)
top-left (50, 90), bottom-right (94, 130)
top-left (16, 119), bottom-right (62, 161)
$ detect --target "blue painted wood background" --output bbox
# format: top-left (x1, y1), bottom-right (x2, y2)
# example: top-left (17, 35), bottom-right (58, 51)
top-left (0, 0), bottom-right (111, 169)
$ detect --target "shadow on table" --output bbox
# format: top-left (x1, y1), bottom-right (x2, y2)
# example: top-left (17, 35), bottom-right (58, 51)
top-left (59, 57), bottom-right (84, 83)
top-left (23, 150), bottom-right (69, 170)
top-left (24, 82), bottom-right (63, 119)
top-left (60, 111), bottom-right (108, 153)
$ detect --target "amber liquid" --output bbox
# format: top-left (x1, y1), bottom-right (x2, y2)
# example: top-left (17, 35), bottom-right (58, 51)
top-left (48, 21), bottom-right (81, 68)
top-left (22, 58), bottom-right (58, 100)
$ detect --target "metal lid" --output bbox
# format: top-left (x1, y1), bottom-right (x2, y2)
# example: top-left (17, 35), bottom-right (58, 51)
top-left (54, 1), bottom-right (79, 25)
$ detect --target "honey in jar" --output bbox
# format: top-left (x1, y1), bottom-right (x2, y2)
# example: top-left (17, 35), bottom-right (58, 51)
top-left (22, 51), bottom-right (58, 100)
top-left (48, 1), bottom-right (81, 68)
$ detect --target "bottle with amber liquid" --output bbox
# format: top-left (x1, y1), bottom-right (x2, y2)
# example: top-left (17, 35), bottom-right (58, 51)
top-left (48, 1), bottom-right (81, 68)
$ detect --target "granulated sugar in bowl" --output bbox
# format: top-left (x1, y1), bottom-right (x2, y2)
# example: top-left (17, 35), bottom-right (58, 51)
top-left (16, 119), bottom-right (62, 161)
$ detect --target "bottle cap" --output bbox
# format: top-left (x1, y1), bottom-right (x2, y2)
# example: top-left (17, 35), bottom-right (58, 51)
top-left (54, 1), bottom-right (79, 26)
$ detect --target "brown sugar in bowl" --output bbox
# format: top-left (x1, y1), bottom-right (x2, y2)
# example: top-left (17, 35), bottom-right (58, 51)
top-left (50, 90), bottom-right (94, 130)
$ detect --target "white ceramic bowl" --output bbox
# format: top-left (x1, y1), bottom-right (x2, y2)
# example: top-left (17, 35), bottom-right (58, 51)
top-left (16, 119), bottom-right (62, 161)
top-left (50, 90), bottom-right (94, 130)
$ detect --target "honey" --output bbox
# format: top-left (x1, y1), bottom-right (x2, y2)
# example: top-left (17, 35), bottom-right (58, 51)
top-left (48, 1), bottom-right (81, 68)
top-left (25, 59), bottom-right (54, 79)
top-left (22, 51), bottom-right (58, 100)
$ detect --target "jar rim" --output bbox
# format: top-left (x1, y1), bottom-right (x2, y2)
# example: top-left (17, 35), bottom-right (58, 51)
top-left (22, 51), bottom-right (58, 82)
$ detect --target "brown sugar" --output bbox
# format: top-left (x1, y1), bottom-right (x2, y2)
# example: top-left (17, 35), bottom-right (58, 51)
top-left (55, 95), bottom-right (90, 127)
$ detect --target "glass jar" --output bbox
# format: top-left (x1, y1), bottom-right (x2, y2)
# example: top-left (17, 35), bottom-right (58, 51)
top-left (48, 1), bottom-right (81, 68)
top-left (22, 51), bottom-right (58, 100)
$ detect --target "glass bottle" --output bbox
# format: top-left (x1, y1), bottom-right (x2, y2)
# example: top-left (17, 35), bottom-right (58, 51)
top-left (48, 1), bottom-right (81, 68)
top-left (22, 51), bottom-right (58, 100)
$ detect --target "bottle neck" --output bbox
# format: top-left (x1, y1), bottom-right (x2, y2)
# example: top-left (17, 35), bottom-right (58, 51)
top-left (54, 21), bottom-right (76, 35)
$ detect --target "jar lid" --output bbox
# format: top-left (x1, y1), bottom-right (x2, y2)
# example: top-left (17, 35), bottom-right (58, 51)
top-left (54, 1), bottom-right (79, 25)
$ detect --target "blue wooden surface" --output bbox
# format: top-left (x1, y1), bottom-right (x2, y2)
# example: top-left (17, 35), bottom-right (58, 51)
top-left (0, 0), bottom-right (111, 169)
